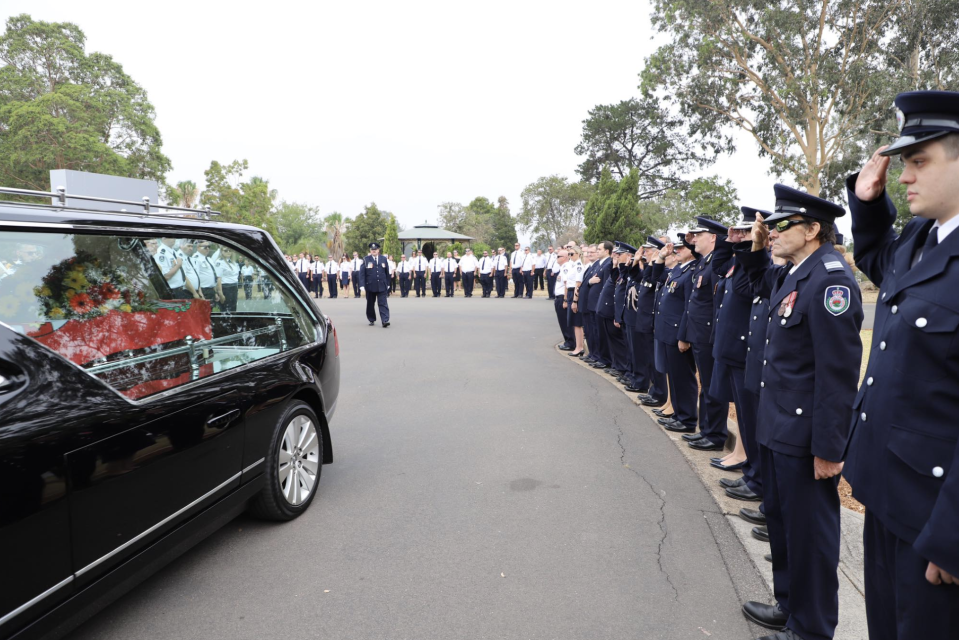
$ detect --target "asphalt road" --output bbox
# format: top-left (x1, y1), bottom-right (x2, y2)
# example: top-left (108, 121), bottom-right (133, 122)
top-left (67, 295), bottom-right (770, 640)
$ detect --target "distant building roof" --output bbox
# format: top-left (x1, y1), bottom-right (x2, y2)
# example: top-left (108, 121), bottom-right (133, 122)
top-left (397, 223), bottom-right (474, 242)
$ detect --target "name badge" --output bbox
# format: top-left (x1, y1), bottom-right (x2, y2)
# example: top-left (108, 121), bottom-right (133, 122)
top-left (367, 264), bottom-right (373, 269)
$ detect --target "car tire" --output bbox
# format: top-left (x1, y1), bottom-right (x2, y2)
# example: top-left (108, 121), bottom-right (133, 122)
top-left (248, 400), bottom-right (323, 521)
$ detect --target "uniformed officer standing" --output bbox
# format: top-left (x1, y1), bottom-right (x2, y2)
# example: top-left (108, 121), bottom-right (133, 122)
top-left (155, 238), bottom-right (189, 298)
top-left (510, 242), bottom-right (525, 297)
top-left (428, 252), bottom-right (443, 297)
top-left (397, 255), bottom-right (412, 297)
top-left (578, 246), bottom-right (599, 362)
top-left (552, 249), bottom-right (574, 349)
top-left (612, 244), bottom-right (638, 388)
top-left (350, 252), bottom-right (363, 298)
top-left (478, 250), bottom-right (494, 298)
top-left (411, 250), bottom-right (429, 297)
top-left (294, 253), bottom-right (311, 291)
top-left (175, 239), bottom-right (202, 300)
top-left (358, 241), bottom-right (390, 327)
top-left (738, 185), bottom-right (863, 640)
top-left (441, 251), bottom-right (457, 297)
top-left (844, 90), bottom-right (959, 639)
top-left (192, 241), bottom-right (223, 308)
top-left (494, 248), bottom-right (508, 297)
top-left (545, 246), bottom-right (558, 298)
top-left (325, 256), bottom-right (339, 298)
top-left (585, 242), bottom-right (614, 366)
top-left (634, 238), bottom-right (669, 407)
top-left (458, 248), bottom-right (479, 297)
top-left (682, 218), bottom-right (733, 452)
top-left (594, 243), bottom-right (630, 375)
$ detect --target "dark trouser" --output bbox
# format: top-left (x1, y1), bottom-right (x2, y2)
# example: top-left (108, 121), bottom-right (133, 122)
top-left (554, 295), bottom-right (573, 346)
top-left (762, 446), bottom-right (840, 640)
top-left (312, 276), bottom-right (323, 297)
top-left (365, 289), bottom-right (390, 323)
top-left (863, 511), bottom-right (959, 640)
top-left (495, 271), bottom-right (507, 297)
top-left (462, 272), bottom-right (475, 297)
top-left (523, 271), bottom-right (534, 297)
top-left (637, 331), bottom-right (667, 401)
top-left (327, 275), bottom-right (338, 297)
top-left (600, 316), bottom-right (628, 371)
top-left (480, 273), bottom-right (492, 297)
top-left (221, 283), bottom-right (238, 312)
top-left (414, 272), bottom-right (426, 296)
top-left (298, 272), bottom-right (310, 291)
top-left (691, 342), bottom-right (728, 445)
top-left (444, 273), bottom-right (454, 297)
top-left (200, 287), bottom-right (219, 311)
top-left (594, 308), bottom-right (612, 363)
top-left (547, 271), bottom-right (557, 298)
top-left (170, 286), bottom-right (189, 299)
top-left (352, 275), bottom-right (361, 297)
top-left (624, 327), bottom-right (643, 388)
top-left (399, 273), bottom-right (411, 296)
top-left (390, 274), bottom-right (397, 293)
top-left (728, 368), bottom-right (762, 497)
top-left (534, 267), bottom-right (545, 289)
top-left (431, 272), bottom-right (442, 297)
top-left (583, 311), bottom-right (601, 362)
top-left (662, 341), bottom-right (698, 427)
top-left (511, 268), bottom-right (524, 297)
top-left (242, 276), bottom-right (253, 300)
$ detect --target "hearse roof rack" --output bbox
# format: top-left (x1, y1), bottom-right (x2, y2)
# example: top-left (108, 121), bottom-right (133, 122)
top-left (0, 185), bottom-right (221, 219)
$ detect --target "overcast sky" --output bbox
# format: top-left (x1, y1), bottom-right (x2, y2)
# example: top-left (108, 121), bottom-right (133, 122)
top-left (8, 0), bottom-right (854, 240)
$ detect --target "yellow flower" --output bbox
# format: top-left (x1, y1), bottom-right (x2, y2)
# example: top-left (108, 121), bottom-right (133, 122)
top-left (33, 285), bottom-right (53, 297)
top-left (63, 271), bottom-right (89, 290)
top-left (119, 304), bottom-right (132, 313)
top-left (65, 289), bottom-right (76, 299)
top-left (49, 307), bottom-right (65, 319)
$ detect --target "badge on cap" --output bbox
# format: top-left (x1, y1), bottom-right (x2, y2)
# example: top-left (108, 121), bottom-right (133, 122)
top-left (825, 286), bottom-right (851, 316)
top-left (895, 107), bottom-right (906, 132)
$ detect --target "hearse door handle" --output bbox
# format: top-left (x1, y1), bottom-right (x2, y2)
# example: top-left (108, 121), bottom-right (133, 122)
top-left (206, 409), bottom-right (241, 429)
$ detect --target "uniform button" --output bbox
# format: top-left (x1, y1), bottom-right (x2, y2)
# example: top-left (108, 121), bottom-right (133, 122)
top-left (891, 305), bottom-right (898, 314)
top-left (674, 323), bottom-right (678, 327)
top-left (747, 347), bottom-right (751, 351)
top-left (766, 339), bottom-right (769, 344)
top-left (867, 377), bottom-right (874, 386)
top-left (781, 319), bottom-right (787, 325)
top-left (720, 304), bottom-right (723, 308)
top-left (880, 341), bottom-right (886, 350)
top-left (861, 412), bottom-right (867, 421)
top-left (740, 336), bottom-right (745, 340)
top-left (761, 382), bottom-right (765, 388)
top-left (748, 331), bottom-right (752, 336)
top-left (916, 317), bottom-right (928, 328)
top-left (753, 316), bottom-right (757, 320)
top-left (707, 322), bottom-right (711, 326)
top-left (882, 292), bottom-right (886, 300)
top-left (933, 466), bottom-right (944, 478)
top-left (763, 359), bottom-right (767, 365)
top-left (796, 408), bottom-right (803, 415)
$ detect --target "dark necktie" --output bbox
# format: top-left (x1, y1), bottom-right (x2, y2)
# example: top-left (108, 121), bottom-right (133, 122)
top-left (912, 224), bottom-right (939, 267)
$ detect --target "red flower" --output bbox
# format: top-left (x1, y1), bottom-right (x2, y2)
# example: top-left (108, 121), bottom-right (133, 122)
top-left (98, 283), bottom-right (121, 300)
top-left (69, 293), bottom-right (96, 314)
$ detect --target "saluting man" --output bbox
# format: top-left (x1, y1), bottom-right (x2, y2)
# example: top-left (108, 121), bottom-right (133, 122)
top-left (358, 242), bottom-right (391, 327)
top-left (737, 185), bottom-right (863, 640)
top-left (844, 90), bottom-right (959, 639)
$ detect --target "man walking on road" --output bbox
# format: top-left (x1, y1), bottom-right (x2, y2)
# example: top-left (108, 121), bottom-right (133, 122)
top-left (359, 242), bottom-right (390, 327)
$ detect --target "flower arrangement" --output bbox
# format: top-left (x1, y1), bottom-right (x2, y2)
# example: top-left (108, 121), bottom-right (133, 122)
top-left (34, 251), bottom-right (155, 321)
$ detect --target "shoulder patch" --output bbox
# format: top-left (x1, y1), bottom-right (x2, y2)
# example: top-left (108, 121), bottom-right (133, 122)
top-left (824, 286), bottom-right (851, 316)
top-left (822, 255), bottom-right (845, 272)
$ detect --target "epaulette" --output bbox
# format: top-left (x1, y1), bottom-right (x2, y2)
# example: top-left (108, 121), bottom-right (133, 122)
top-left (822, 254), bottom-right (845, 272)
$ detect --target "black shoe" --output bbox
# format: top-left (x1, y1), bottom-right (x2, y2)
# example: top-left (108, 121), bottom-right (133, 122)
top-left (558, 344), bottom-right (574, 351)
top-left (682, 432), bottom-right (704, 442)
top-left (624, 385), bottom-right (643, 393)
top-left (641, 398), bottom-right (667, 408)
top-left (688, 438), bottom-right (723, 451)
top-left (657, 416), bottom-right (679, 426)
top-left (764, 553), bottom-right (772, 563)
top-left (719, 476), bottom-right (746, 489)
top-left (751, 525), bottom-right (770, 542)
top-left (711, 459), bottom-right (747, 471)
top-left (726, 485), bottom-right (762, 502)
top-left (568, 350), bottom-right (584, 357)
top-left (742, 601), bottom-right (788, 631)
top-left (382, 322), bottom-right (390, 328)
top-left (662, 421), bottom-right (696, 433)
top-left (740, 508), bottom-right (766, 525)
top-left (608, 369), bottom-right (625, 376)
top-left (758, 631), bottom-right (802, 640)
top-left (651, 408), bottom-right (672, 416)
top-left (369, 321), bottom-right (375, 326)
top-left (590, 363), bottom-right (609, 369)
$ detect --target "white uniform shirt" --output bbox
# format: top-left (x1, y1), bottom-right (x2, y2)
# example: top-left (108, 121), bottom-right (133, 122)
top-left (294, 258), bottom-right (311, 274)
top-left (326, 259), bottom-right (338, 275)
top-left (241, 264), bottom-right (255, 279)
top-left (397, 259), bottom-right (411, 274)
top-left (387, 259), bottom-right (396, 275)
top-left (192, 253), bottom-right (219, 288)
top-left (494, 254), bottom-right (508, 271)
top-left (563, 260), bottom-right (583, 289)
top-left (155, 245), bottom-right (185, 289)
top-left (458, 255), bottom-right (479, 272)
top-left (177, 249), bottom-right (200, 290)
top-left (411, 255), bottom-right (428, 272)
top-left (535, 254), bottom-right (547, 269)
top-left (545, 252), bottom-right (557, 271)
top-left (340, 262), bottom-right (352, 276)
top-left (311, 261), bottom-right (325, 276)
top-left (510, 250), bottom-right (524, 269)
top-left (521, 253), bottom-right (535, 272)
top-left (554, 261), bottom-right (568, 296)
top-left (442, 258), bottom-right (457, 274)
top-left (429, 257), bottom-right (442, 273)
top-left (215, 259), bottom-right (240, 285)
top-left (478, 256), bottom-right (493, 274)
top-left (351, 257), bottom-right (363, 273)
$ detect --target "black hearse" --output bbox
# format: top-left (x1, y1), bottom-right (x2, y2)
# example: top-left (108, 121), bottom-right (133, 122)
top-left (0, 187), bottom-right (339, 639)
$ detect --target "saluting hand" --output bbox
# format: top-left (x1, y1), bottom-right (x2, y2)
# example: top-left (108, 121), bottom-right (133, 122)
top-left (813, 457), bottom-right (843, 480)
top-left (751, 213), bottom-right (769, 252)
top-left (855, 146), bottom-right (891, 202)
top-left (657, 244), bottom-right (673, 262)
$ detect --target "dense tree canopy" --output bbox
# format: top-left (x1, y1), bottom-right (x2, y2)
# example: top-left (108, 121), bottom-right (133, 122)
top-left (518, 176), bottom-right (592, 246)
top-left (383, 214), bottom-right (401, 259)
top-left (344, 203), bottom-right (388, 256)
top-left (0, 14), bottom-right (170, 190)
top-left (273, 201), bottom-right (326, 256)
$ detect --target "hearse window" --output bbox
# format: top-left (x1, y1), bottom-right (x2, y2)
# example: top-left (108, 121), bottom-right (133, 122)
top-left (0, 232), bottom-right (316, 400)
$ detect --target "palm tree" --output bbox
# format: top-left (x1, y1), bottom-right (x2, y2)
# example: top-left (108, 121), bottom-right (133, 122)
top-left (171, 180), bottom-right (200, 208)
top-left (324, 212), bottom-right (347, 260)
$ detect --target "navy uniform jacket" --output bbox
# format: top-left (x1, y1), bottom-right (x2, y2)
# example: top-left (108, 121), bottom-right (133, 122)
top-left (578, 262), bottom-right (597, 312)
top-left (613, 266), bottom-right (629, 323)
top-left (623, 267), bottom-right (640, 328)
top-left (358, 254), bottom-right (390, 292)
top-left (632, 262), bottom-right (658, 334)
top-left (738, 243), bottom-right (863, 461)
top-left (679, 242), bottom-right (731, 345)
top-left (712, 251), bottom-right (752, 367)
top-left (653, 258), bottom-right (699, 345)
top-left (844, 178), bottom-right (959, 576)
top-left (587, 258), bottom-right (612, 313)
top-left (597, 267), bottom-right (618, 319)
top-left (741, 246), bottom-right (772, 393)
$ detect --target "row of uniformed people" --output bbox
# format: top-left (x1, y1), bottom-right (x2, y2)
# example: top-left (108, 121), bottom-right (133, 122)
top-left (150, 237), bottom-right (246, 311)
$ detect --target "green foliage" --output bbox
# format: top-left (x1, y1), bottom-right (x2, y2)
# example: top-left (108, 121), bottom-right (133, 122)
top-left (518, 176), bottom-right (593, 246)
top-left (344, 203), bottom-right (388, 256)
top-left (470, 241), bottom-right (492, 256)
top-left (638, 175), bottom-right (741, 235)
top-left (575, 97), bottom-right (714, 195)
top-left (435, 195), bottom-right (518, 250)
top-left (274, 201), bottom-right (326, 257)
top-left (583, 167), bottom-right (618, 243)
top-left (590, 168), bottom-right (645, 246)
top-left (383, 214), bottom-right (401, 260)
top-left (324, 212), bottom-right (346, 260)
top-left (199, 159), bottom-right (277, 235)
top-left (0, 14), bottom-right (171, 190)
top-left (489, 196), bottom-right (518, 249)
top-left (168, 180), bottom-right (200, 208)
top-left (885, 165), bottom-right (917, 233)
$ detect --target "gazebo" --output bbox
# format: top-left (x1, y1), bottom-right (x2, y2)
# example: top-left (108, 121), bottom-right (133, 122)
top-left (396, 223), bottom-right (474, 259)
